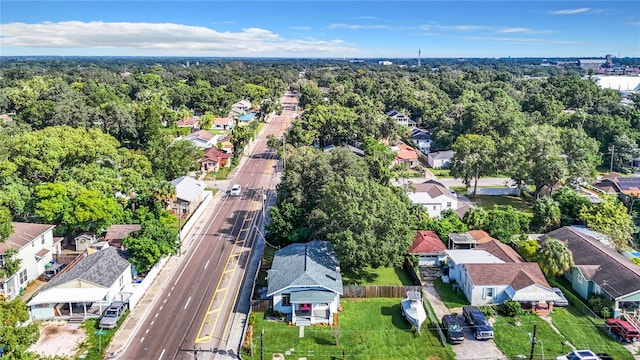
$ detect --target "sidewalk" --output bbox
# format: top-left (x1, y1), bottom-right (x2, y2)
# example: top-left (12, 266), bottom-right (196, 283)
top-left (106, 190), bottom-right (226, 358)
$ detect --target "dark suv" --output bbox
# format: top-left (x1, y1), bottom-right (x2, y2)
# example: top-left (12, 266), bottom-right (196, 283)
top-left (442, 314), bottom-right (465, 344)
top-left (463, 306), bottom-right (494, 340)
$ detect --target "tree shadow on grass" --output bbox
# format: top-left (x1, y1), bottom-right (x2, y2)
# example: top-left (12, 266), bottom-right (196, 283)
top-left (382, 304), bottom-right (412, 330)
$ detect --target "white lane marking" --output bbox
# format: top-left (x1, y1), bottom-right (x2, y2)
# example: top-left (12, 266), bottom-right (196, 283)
top-left (204, 260), bottom-right (210, 270)
top-left (146, 329), bottom-right (149, 334)
top-left (159, 306), bottom-right (163, 310)
top-left (140, 337), bottom-right (145, 342)
top-left (184, 296), bottom-right (191, 310)
top-left (164, 299), bottom-right (167, 303)
top-left (155, 313), bottom-right (158, 318)
top-left (150, 321), bottom-right (154, 326)
top-left (158, 349), bottom-right (166, 360)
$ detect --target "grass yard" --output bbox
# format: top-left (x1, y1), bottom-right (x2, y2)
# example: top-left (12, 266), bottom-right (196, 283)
top-left (77, 314), bottom-right (129, 360)
top-left (471, 195), bottom-right (533, 216)
top-left (245, 298), bottom-right (455, 360)
top-left (342, 266), bottom-right (414, 286)
top-left (550, 307), bottom-right (634, 360)
top-left (257, 246), bottom-right (277, 288)
top-left (432, 278), bottom-right (468, 309)
top-left (493, 313), bottom-right (566, 359)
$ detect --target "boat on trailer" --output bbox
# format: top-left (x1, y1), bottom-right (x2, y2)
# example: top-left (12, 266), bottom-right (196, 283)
top-left (401, 290), bottom-right (427, 334)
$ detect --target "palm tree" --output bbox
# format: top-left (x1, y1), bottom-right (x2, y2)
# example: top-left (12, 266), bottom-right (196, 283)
top-left (152, 181), bottom-right (177, 209)
top-left (538, 237), bottom-right (575, 276)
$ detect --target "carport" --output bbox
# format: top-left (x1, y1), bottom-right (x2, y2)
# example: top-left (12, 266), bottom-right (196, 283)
top-left (27, 287), bottom-right (110, 320)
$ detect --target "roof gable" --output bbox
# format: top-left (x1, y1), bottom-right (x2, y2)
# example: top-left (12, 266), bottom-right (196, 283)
top-left (104, 224), bottom-right (142, 241)
top-left (45, 247), bottom-right (130, 290)
top-left (412, 180), bottom-right (456, 200)
top-left (466, 263), bottom-right (550, 290)
top-left (476, 239), bottom-right (524, 263)
top-left (408, 230), bottom-right (446, 254)
top-left (267, 241), bottom-right (343, 296)
top-left (541, 226), bottom-right (640, 298)
top-left (170, 176), bottom-right (205, 203)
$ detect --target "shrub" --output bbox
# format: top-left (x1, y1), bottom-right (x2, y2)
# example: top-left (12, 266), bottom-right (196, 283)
top-left (587, 295), bottom-right (613, 318)
top-left (479, 305), bottom-right (497, 317)
top-left (631, 257), bottom-right (640, 266)
top-left (499, 300), bottom-right (523, 317)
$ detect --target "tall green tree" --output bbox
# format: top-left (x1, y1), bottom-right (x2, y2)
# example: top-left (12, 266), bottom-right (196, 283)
top-left (579, 195), bottom-right (636, 249)
top-left (538, 237), bottom-right (575, 276)
top-left (450, 134), bottom-right (496, 196)
top-left (0, 299), bottom-right (40, 358)
top-left (0, 206), bottom-right (12, 242)
top-left (532, 196), bottom-right (562, 232)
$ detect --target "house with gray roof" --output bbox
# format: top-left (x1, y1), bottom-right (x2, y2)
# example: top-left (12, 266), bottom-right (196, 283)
top-left (408, 180), bottom-right (458, 218)
top-left (27, 246), bottom-right (132, 320)
top-left (427, 150), bottom-right (455, 169)
top-left (267, 241), bottom-right (343, 326)
top-left (540, 226), bottom-right (640, 318)
top-left (170, 176), bottom-right (205, 218)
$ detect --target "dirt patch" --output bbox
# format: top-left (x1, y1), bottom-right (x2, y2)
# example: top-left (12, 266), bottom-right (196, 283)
top-left (28, 321), bottom-right (86, 358)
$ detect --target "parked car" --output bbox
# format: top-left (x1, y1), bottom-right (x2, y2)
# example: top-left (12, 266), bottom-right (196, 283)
top-left (552, 287), bottom-right (569, 307)
top-left (462, 306), bottom-right (494, 340)
top-left (555, 350), bottom-right (600, 360)
top-left (229, 184), bottom-right (241, 196)
top-left (605, 318), bottom-right (640, 343)
top-left (44, 263), bottom-right (66, 280)
top-left (99, 301), bottom-right (128, 329)
top-left (441, 314), bottom-right (465, 344)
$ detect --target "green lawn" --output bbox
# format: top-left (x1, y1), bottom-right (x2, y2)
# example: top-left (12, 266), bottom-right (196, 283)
top-left (342, 266), bottom-right (414, 286)
top-left (471, 195), bottom-right (533, 216)
top-left (77, 314), bottom-right (129, 360)
top-left (493, 313), bottom-right (566, 359)
top-left (245, 298), bottom-right (455, 360)
top-left (257, 247), bottom-right (277, 288)
top-left (550, 307), bottom-right (634, 360)
top-left (432, 278), bottom-right (468, 309)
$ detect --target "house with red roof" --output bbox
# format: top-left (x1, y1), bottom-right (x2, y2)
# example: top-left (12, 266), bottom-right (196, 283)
top-left (176, 117), bottom-right (199, 129)
top-left (391, 142), bottom-right (419, 168)
top-left (408, 230), bottom-right (447, 266)
top-left (212, 117), bottom-right (234, 131)
top-left (200, 147), bottom-right (232, 173)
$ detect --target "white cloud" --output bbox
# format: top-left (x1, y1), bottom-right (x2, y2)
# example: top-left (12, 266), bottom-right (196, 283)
top-left (497, 27), bottom-right (550, 34)
top-left (289, 26), bottom-right (311, 30)
top-left (327, 23), bottom-right (398, 31)
top-left (0, 21), bottom-right (357, 56)
top-left (464, 36), bottom-right (580, 45)
top-left (549, 8), bottom-right (591, 15)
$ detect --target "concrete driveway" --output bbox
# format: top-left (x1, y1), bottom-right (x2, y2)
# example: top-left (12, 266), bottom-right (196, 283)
top-left (423, 285), bottom-right (507, 360)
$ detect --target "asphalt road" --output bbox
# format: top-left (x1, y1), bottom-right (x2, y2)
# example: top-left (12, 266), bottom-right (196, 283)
top-left (118, 93), bottom-right (297, 360)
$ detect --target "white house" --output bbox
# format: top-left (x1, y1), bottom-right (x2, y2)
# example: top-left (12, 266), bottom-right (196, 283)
top-left (462, 263), bottom-right (561, 306)
top-left (444, 249), bottom-right (504, 283)
top-left (411, 128), bottom-right (432, 154)
top-left (427, 150), bottom-right (455, 169)
top-left (27, 246), bottom-right (132, 320)
top-left (183, 130), bottom-right (219, 149)
top-left (266, 241), bottom-right (343, 326)
top-left (386, 110), bottom-right (413, 128)
top-left (1, 223), bottom-right (59, 300)
top-left (170, 176), bottom-right (205, 217)
top-left (407, 180), bottom-right (458, 218)
top-left (212, 117), bottom-right (234, 131)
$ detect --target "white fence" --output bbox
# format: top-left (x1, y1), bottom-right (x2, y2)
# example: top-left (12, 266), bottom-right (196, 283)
top-left (122, 256), bottom-right (168, 311)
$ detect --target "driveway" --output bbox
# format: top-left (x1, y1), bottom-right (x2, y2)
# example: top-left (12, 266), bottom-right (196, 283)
top-left (423, 285), bottom-right (507, 360)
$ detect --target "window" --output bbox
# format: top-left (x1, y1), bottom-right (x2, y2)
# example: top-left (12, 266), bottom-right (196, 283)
top-left (18, 269), bottom-right (27, 285)
top-left (482, 287), bottom-right (495, 299)
top-left (433, 206), bottom-right (437, 210)
top-left (41, 235), bottom-right (45, 245)
top-left (446, 202), bottom-right (452, 208)
top-left (119, 275), bottom-right (124, 288)
top-left (577, 273), bottom-right (584, 284)
top-left (281, 294), bottom-right (291, 306)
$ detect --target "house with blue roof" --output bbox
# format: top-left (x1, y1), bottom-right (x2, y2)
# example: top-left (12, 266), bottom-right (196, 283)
top-left (266, 241), bottom-right (343, 326)
top-left (237, 113), bottom-right (256, 125)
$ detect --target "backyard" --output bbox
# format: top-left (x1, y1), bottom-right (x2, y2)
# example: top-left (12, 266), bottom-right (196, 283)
top-left (244, 298), bottom-right (455, 360)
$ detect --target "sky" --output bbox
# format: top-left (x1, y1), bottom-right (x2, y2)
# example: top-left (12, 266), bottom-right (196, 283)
top-left (0, 1), bottom-right (639, 58)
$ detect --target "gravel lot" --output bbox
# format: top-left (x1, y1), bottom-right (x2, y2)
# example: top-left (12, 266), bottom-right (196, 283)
top-left (28, 321), bottom-right (86, 358)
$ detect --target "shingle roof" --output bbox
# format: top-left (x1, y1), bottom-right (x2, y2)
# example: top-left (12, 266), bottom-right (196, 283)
top-left (44, 247), bottom-right (130, 289)
top-left (201, 147), bottom-right (231, 163)
top-left (184, 130), bottom-right (216, 142)
top-left (476, 239), bottom-right (524, 263)
top-left (267, 241), bottom-right (343, 296)
top-left (468, 230), bottom-right (495, 244)
top-left (412, 180), bottom-right (457, 201)
top-left (214, 117), bottom-right (233, 125)
top-left (429, 150), bottom-right (455, 160)
top-left (448, 233), bottom-right (477, 245)
top-left (540, 226), bottom-right (640, 298)
top-left (104, 224), bottom-right (142, 241)
top-left (177, 117), bottom-right (199, 127)
top-left (466, 263), bottom-right (550, 290)
top-left (408, 231), bottom-right (446, 255)
top-left (1, 222), bottom-right (55, 253)
top-left (170, 176), bottom-right (205, 203)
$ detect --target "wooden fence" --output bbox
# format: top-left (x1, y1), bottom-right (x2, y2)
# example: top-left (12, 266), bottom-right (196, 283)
top-left (342, 285), bottom-right (422, 298)
top-left (251, 299), bottom-right (271, 312)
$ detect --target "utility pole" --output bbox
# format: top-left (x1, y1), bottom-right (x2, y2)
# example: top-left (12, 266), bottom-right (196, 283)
top-left (529, 321), bottom-right (538, 360)
top-left (609, 145), bottom-right (615, 173)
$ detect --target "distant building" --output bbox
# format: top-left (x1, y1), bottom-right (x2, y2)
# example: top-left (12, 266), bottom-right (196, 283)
top-left (378, 61), bottom-right (393, 66)
top-left (578, 59), bottom-right (607, 70)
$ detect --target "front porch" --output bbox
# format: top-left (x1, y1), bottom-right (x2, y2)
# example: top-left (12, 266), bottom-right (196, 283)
top-left (290, 290), bottom-right (335, 326)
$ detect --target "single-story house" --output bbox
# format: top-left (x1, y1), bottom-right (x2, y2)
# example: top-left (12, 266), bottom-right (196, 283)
top-left (237, 113), bottom-right (256, 125)
top-left (448, 233), bottom-right (477, 250)
top-left (212, 117), bottom-right (234, 131)
top-left (200, 147), bottom-right (232, 173)
top-left (176, 117), bottom-right (199, 129)
top-left (323, 145), bottom-right (365, 158)
top-left (1, 223), bottom-right (59, 300)
top-left (266, 241), bottom-right (343, 326)
top-left (427, 150), bottom-right (455, 169)
top-left (392, 142), bottom-right (419, 168)
top-left (27, 246), bottom-right (132, 320)
top-left (408, 230), bottom-right (447, 266)
top-left (476, 239), bottom-right (524, 263)
top-left (103, 224), bottom-right (142, 248)
top-left (169, 176), bottom-right (205, 218)
top-left (183, 130), bottom-right (219, 149)
top-left (461, 263), bottom-right (561, 306)
top-left (592, 174), bottom-right (640, 197)
top-left (540, 226), bottom-right (640, 317)
top-left (411, 128), bottom-right (432, 154)
top-left (407, 180), bottom-right (458, 218)
top-left (444, 249), bottom-right (504, 282)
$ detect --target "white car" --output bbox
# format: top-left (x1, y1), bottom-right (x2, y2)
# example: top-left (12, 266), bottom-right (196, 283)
top-left (229, 184), bottom-right (241, 196)
top-left (556, 350), bottom-right (600, 360)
